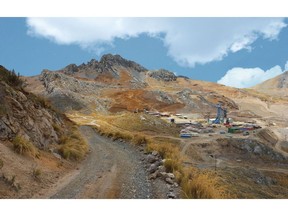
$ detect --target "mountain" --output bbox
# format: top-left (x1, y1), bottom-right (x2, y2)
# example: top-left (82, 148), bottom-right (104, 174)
top-left (25, 54), bottom-right (239, 114)
top-left (14, 54), bottom-right (288, 198)
top-left (252, 71), bottom-right (288, 97)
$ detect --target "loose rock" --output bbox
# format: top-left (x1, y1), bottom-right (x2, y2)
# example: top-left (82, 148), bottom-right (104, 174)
top-left (147, 154), bottom-right (157, 163)
top-left (165, 177), bottom-right (174, 185)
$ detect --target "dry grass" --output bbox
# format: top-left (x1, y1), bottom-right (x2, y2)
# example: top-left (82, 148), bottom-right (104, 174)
top-left (32, 167), bottom-right (42, 180)
top-left (58, 128), bottom-right (89, 161)
top-left (52, 123), bottom-right (62, 133)
top-left (1, 173), bottom-right (21, 192)
top-left (146, 141), bottom-right (182, 172)
top-left (97, 112), bottom-right (179, 136)
top-left (68, 111), bottom-right (231, 198)
top-left (12, 136), bottom-right (39, 158)
top-left (181, 169), bottom-right (229, 199)
top-left (244, 88), bottom-right (285, 103)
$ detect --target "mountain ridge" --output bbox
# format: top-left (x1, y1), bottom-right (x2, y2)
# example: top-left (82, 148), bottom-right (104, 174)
top-left (252, 70), bottom-right (288, 97)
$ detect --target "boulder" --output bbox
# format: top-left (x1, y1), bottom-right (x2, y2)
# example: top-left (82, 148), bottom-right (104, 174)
top-left (167, 192), bottom-right (176, 199)
top-left (165, 177), bottom-right (174, 185)
top-left (148, 171), bottom-right (158, 180)
top-left (167, 173), bottom-right (175, 179)
top-left (152, 150), bottom-right (159, 156)
top-left (147, 154), bottom-right (157, 163)
top-left (148, 163), bottom-right (158, 174)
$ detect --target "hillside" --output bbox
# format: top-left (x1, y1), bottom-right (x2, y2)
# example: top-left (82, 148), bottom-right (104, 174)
top-left (252, 71), bottom-right (288, 97)
top-left (25, 54), bottom-right (239, 115)
top-left (0, 66), bottom-right (88, 198)
top-left (3, 54), bottom-right (288, 198)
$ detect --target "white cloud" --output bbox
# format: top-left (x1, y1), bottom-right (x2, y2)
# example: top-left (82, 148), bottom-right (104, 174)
top-left (26, 18), bottom-right (286, 67)
top-left (285, 61), bottom-right (288, 71)
top-left (217, 65), bottom-right (285, 88)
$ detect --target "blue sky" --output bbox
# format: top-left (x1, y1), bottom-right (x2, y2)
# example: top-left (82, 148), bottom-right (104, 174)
top-left (1, 17), bottom-right (288, 88)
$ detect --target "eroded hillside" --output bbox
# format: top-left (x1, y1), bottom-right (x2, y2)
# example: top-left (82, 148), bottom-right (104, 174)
top-left (0, 66), bottom-right (88, 198)
top-left (15, 54), bottom-right (288, 198)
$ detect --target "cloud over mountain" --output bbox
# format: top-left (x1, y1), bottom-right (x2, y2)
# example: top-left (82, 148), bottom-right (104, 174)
top-left (217, 62), bottom-right (288, 88)
top-left (27, 18), bottom-right (286, 67)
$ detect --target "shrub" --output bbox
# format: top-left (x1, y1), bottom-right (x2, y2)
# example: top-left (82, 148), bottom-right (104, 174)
top-left (131, 134), bottom-right (147, 145)
top-left (12, 135), bottom-right (39, 157)
top-left (164, 158), bottom-right (181, 173)
top-left (181, 170), bottom-right (228, 199)
top-left (58, 130), bottom-right (88, 161)
top-left (32, 167), bottom-right (42, 180)
top-left (1, 173), bottom-right (21, 191)
top-left (0, 66), bottom-right (23, 87)
top-left (52, 123), bottom-right (62, 133)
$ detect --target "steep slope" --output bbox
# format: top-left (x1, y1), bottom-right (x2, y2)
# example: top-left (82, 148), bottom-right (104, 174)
top-left (1, 66), bottom-right (68, 148)
top-left (58, 54), bottom-right (148, 88)
top-left (0, 66), bottom-right (88, 198)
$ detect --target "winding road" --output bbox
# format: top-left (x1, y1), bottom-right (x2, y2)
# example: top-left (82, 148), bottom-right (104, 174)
top-left (35, 126), bottom-right (170, 199)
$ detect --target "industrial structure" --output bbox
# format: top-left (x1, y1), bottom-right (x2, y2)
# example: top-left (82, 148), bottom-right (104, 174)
top-left (213, 103), bottom-right (227, 124)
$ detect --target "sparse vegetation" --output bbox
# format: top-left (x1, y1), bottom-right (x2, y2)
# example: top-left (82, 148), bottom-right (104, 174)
top-left (83, 112), bottom-right (230, 198)
top-left (181, 169), bottom-right (229, 198)
top-left (0, 66), bottom-right (23, 88)
top-left (58, 128), bottom-right (88, 161)
top-left (32, 167), bottom-right (42, 180)
top-left (12, 135), bottom-right (40, 158)
top-left (1, 174), bottom-right (21, 192)
top-left (52, 123), bottom-right (62, 133)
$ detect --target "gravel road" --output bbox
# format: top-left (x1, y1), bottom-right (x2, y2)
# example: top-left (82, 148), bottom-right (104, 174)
top-left (50, 126), bottom-right (170, 198)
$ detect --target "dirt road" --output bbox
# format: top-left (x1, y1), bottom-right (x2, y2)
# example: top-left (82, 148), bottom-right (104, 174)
top-left (37, 126), bottom-right (172, 199)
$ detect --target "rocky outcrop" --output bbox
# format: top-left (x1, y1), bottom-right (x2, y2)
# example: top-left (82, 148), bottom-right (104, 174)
top-left (0, 81), bottom-right (63, 149)
top-left (218, 138), bottom-right (287, 162)
top-left (176, 88), bottom-right (239, 111)
top-left (147, 69), bottom-right (177, 82)
top-left (61, 54), bottom-right (147, 80)
top-left (277, 71), bottom-right (288, 88)
top-left (40, 71), bottom-right (110, 112)
top-left (144, 150), bottom-right (179, 198)
top-left (0, 82), bottom-right (63, 148)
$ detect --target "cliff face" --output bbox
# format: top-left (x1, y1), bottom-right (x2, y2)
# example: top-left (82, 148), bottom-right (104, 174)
top-left (0, 66), bottom-right (65, 149)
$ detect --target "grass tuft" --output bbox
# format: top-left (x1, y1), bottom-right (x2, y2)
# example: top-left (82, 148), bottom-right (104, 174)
top-left (58, 129), bottom-right (88, 161)
top-left (181, 170), bottom-right (229, 199)
top-left (12, 135), bottom-right (40, 158)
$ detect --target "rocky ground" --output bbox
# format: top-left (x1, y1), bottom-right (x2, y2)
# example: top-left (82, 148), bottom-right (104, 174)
top-left (34, 126), bottom-right (179, 199)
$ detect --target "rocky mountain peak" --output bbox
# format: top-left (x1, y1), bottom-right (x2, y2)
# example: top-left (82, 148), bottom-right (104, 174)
top-left (99, 54), bottom-right (147, 72)
top-left (147, 69), bottom-right (177, 82)
top-left (59, 54), bottom-right (148, 80)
